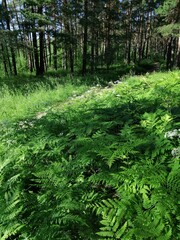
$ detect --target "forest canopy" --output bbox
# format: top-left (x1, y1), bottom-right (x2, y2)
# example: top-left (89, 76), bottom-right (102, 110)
top-left (0, 0), bottom-right (179, 76)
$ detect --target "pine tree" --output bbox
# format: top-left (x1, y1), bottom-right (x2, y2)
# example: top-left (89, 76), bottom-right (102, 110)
top-left (156, 0), bottom-right (180, 69)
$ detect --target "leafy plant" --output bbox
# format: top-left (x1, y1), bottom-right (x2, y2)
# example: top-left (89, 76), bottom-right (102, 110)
top-left (0, 71), bottom-right (179, 239)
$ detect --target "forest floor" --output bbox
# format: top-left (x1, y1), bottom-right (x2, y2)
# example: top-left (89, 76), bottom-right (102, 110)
top-left (1, 70), bottom-right (178, 124)
top-left (0, 70), bottom-right (180, 239)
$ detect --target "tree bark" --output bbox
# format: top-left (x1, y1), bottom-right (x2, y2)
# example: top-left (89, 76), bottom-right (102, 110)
top-left (82, 0), bottom-right (88, 76)
top-left (1, 44), bottom-right (8, 75)
top-left (2, 0), bottom-right (17, 75)
top-left (38, 5), bottom-right (45, 75)
top-left (176, 35), bottom-right (180, 68)
top-left (166, 37), bottom-right (174, 69)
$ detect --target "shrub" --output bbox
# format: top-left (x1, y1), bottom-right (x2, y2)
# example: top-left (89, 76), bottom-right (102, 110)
top-left (135, 59), bottom-right (160, 74)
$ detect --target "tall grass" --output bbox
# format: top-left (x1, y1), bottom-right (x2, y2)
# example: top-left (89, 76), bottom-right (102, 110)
top-left (0, 70), bottom-right (179, 124)
top-left (0, 81), bottom-right (89, 123)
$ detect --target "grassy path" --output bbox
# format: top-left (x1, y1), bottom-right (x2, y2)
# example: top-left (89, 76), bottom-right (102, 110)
top-left (0, 83), bottom-right (89, 124)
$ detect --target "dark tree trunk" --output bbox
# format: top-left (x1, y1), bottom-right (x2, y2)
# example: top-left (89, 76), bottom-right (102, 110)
top-left (2, 0), bottom-right (17, 75)
top-left (91, 37), bottom-right (95, 73)
top-left (127, 2), bottom-right (132, 64)
top-left (82, 0), bottom-right (88, 76)
top-left (31, 6), bottom-right (40, 75)
top-left (69, 48), bottom-right (74, 73)
top-left (176, 36), bottom-right (180, 68)
top-left (53, 38), bottom-right (57, 70)
top-left (38, 6), bottom-right (45, 75)
top-left (1, 44), bottom-right (8, 75)
top-left (95, 30), bottom-right (99, 69)
top-left (63, 0), bottom-right (74, 74)
top-left (6, 46), bottom-right (12, 74)
top-left (127, 38), bottom-right (131, 64)
top-left (47, 32), bottom-right (52, 67)
top-left (39, 30), bottom-right (45, 75)
top-left (32, 30), bottom-right (40, 75)
top-left (28, 34), bottom-right (34, 73)
top-left (167, 37), bottom-right (176, 70)
top-left (91, 21), bottom-right (95, 72)
top-left (166, 37), bottom-right (174, 70)
top-left (105, 4), bottom-right (111, 70)
top-left (138, 15), bottom-right (144, 61)
top-left (53, 14), bottom-right (57, 70)
top-left (65, 49), bottom-right (68, 70)
top-left (10, 47), bottom-right (17, 75)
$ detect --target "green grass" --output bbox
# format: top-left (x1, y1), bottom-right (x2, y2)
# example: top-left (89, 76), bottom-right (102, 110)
top-left (0, 70), bottom-right (179, 239)
top-left (0, 81), bottom-right (89, 123)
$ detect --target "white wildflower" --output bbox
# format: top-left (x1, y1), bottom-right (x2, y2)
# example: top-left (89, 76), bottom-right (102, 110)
top-left (171, 147), bottom-right (180, 157)
top-left (58, 132), bottom-right (64, 136)
top-left (164, 129), bottom-right (180, 139)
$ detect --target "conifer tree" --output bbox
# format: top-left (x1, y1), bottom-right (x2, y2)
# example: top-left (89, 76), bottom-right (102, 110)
top-left (156, 0), bottom-right (180, 68)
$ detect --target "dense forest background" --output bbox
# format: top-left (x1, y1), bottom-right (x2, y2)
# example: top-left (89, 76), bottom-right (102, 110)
top-left (0, 0), bottom-right (180, 77)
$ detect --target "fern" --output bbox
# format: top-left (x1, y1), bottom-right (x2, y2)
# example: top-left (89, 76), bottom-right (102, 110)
top-left (0, 71), bottom-right (179, 239)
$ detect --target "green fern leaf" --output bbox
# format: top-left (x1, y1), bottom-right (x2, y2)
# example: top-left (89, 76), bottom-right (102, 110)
top-left (115, 221), bottom-right (128, 238)
top-left (97, 231), bottom-right (114, 237)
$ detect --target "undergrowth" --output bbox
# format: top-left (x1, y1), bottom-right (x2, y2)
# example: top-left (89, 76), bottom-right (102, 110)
top-left (0, 81), bottom-right (89, 123)
top-left (0, 70), bottom-right (179, 239)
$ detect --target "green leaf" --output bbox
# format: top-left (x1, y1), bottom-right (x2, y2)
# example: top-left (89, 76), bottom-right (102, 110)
top-left (115, 221), bottom-right (128, 238)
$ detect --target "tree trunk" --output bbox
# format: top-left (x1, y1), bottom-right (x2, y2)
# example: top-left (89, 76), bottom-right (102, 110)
top-left (105, 2), bottom-right (111, 70)
top-left (53, 37), bottom-right (57, 70)
top-left (31, 6), bottom-right (40, 75)
top-left (91, 36), bottom-right (95, 73)
top-left (127, 2), bottom-right (132, 64)
top-left (52, 9), bottom-right (57, 70)
top-left (166, 37), bottom-right (174, 69)
top-left (39, 30), bottom-right (45, 75)
top-left (176, 35), bottom-right (180, 68)
top-left (63, 0), bottom-right (74, 73)
top-left (2, 0), bottom-right (17, 75)
top-left (95, 30), bottom-right (99, 69)
top-left (1, 44), bottom-right (8, 75)
top-left (38, 6), bottom-right (45, 75)
top-left (11, 48), bottom-right (17, 75)
top-left (47, 31), bottom-right (52, 67)
top-left (32, 31), bottom-right (40, 75)
top-left (82, 0), bottom-right (88, 76)
top-left (138, 14), bottom-right (144, 61)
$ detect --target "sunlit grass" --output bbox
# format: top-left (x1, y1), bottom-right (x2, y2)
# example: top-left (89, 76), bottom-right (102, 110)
top-left (0, 82), bottom-right (89, 123)
top-left (0, 70), bottom-right (179, 124)
top-left (0, 70), bottom-right (179, 239)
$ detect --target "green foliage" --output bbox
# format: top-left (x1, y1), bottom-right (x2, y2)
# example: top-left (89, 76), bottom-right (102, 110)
top-left (134, 59), bottom-right (162, 74)
top-left (158, 23), bottom-right (180, 37)
top-left (0, 71), bottom-right (180, 239)
top-left (156, 0), bottom-right (180, 36)
top-left (0, 79), bottom-right (89, 123)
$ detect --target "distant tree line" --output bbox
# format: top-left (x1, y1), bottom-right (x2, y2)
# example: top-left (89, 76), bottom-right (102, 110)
top-left (0, 0), bottom-right (179, 76)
